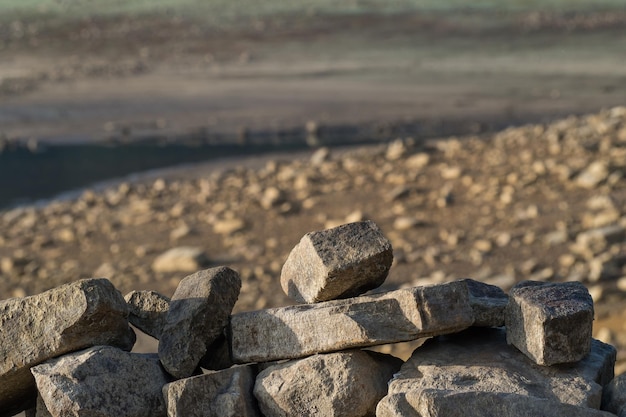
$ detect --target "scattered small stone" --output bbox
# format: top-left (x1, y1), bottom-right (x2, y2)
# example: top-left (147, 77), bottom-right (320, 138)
top-left (213, 218), bottom-right (247, 235)
top-left (506, 280), bottom-right (594, 365)
top-left (280, 220), bottom-right (393, 303)
top-left (151, 246), bottom-right (209, 273)
top-left (575, 160), bottom-right (609, 188)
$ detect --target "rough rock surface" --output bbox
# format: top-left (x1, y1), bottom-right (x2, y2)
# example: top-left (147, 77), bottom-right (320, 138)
top-left (462, 278), bottom-right (508, 327)
top-left (280, 220), bottom-right (393, 303)
top-left (603, 373), bottom-right (626, 417)
top-left (125, 290), bottom-right (171, 339)
top-left (255, 350), bottom-right (402, 417)
top-left (378, 390), bottom-right (618, 417)
top-left (31, 346), bottom-right (170, 417)
top-left (377, 327), bottom-right (616, 417)
top-left (163, 365), bottom-right (259, 417)
top-left (0, 278), bottom-right (135, 417)
top-left (230, 280), bottom-right (474, 363)
top-left (159, 267), bottom-right (241, 378)
top-left (151, 246), bottom-right (209, 273)
top-left (506, 280), bottom-right (594, 365)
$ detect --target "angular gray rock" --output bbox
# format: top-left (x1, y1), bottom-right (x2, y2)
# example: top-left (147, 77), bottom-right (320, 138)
top-left (461, 278), bottom-right (508, 327)
top-left (163, 365), bottom-right (259, 417)
top-left (159, 267), bottom-right (241, 378)
top-left (280, 220), bottom-right (393, 303)
top-left (31, 346), bottom-right (170, 417)
top-left (603, 374), bottom-right (626, 417)
top-left (0, 278), bottom-right (135, 417)
top-left (199, 334), bottom-right (234, 371)
top-left (506, 280), bottom-right (594, 365)
top-left (230, 280), bottom-right (474, 363)
top-left (125, 290), bottom-right (171, 339)
top-left (151, 246), bottom-right (209, 273)
top-left (377, 327), bottom-right (616, 417)
top-left (255, 350), bottom-right (402, 417)
top-left (378, 390), bottom-right (618, 417)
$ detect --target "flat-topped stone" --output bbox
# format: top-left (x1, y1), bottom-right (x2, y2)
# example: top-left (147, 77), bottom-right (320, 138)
top-left (0, 278), bottom-right (135, 417)
top-left (505, 280), bottom-right (594, 365)
top-left (377, 327), bottom-right (616, 417)
top-left (230, 280), bottom-right (474, 363)
top-left (280, 220), bottom-right (393, 303)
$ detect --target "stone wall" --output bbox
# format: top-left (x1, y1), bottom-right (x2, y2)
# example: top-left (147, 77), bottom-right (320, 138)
top-left (1, 221), bottom-right (625, 417)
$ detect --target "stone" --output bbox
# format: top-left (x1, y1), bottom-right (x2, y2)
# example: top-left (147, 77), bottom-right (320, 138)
top-left (255, 350), bottom-right (402, 417)
top-left (125, 290), bottom-right (171, 339)
top-left (603, 374), bottom-right (626, 417)
top-left (280, 220), bottom-right (393, 303)
top-left (378, 390), bottom-right (618, 417)
top-left (0, 278), bottom-right (135, 417)
top-left (199, 334), bottom-right (234, 371)
top-left (575, 224), bottom-right (626, 255)
top-left (159, 267), bottom-right (241, 378)
top-left (31, 346), bottom-right (170, 417)
top-left (505, 281), bottom-right (594, 365)
top-left (575, 160), bottom-right (609, 188)
top-left (213, 218), bottom-right (247, 234)
top-left (461, 278), bottom-right (508, 327)
top-left (151, 246), bottom-right (209, 273)
top-left (163, 365), bottom-right (259, 417)
top-left (230, 280), bottom-right (474, 363)
top-left (377, 327), bottom-right (616, 416)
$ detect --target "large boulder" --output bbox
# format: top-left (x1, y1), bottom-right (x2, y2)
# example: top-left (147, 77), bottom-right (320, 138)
top-left (0, 278), bottom-right (135, 417)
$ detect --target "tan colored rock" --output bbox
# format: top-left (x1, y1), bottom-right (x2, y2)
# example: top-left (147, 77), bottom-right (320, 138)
top-left (230, 280), bottom-right (474, 363)
top-left (0, 278), bottom-right (135, 417)
top-left (159, 267), bottom-right (241, 378)
top-left (32, 346), bottom-right (170, 417)
top-left (163, 365), bottom-right (259, 417)
top-left (280, 220), bottom-right (393, 303)
top-left (255, 350), bottom-right (401, 417)
top-left (505, 281), bottom-right (594, 366)
top-left (151, 246), bottom-right (209, 273)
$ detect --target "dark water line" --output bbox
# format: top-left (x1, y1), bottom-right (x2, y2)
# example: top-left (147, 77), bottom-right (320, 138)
top-left (0, 112), bottom-right (570, 210)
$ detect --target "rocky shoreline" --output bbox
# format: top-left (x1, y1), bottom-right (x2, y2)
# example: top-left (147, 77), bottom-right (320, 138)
top-left (0, 107), bottom-right (625, 375)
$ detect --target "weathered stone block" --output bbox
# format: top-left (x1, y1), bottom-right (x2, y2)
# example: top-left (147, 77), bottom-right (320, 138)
top-left (159, 267), bottom-right (241, 378)
top-left (31, 346), bottom-right (170, 417)
top-left (255, 350), bottom-right (402, 417)
top-left (378, 390), bottom-right (619, 417)
top-left (230, 280), bottom-right (474, 363)
top-left (603, 374), bottom-right (626, 417)
top-left (0, 278), bottom-right (135, 417)
top-left (163, 365), bottom-right (259, 417)
top-left (280, 220), bottom-right (393, 303)
top-left (377, 327), bottom-right (616, 417)
top-left (462, 278), bottom-right (508, 327)
top-left (505, 280), bottom-right (594, 365)
top-left (125, 290), bottom-right (171, 339)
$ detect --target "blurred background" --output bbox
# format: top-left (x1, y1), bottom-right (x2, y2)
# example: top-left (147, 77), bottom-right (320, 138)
top-left (1, 0), bottom-right (625, 206)
top-left (1, 0), bottom-right (625, 378)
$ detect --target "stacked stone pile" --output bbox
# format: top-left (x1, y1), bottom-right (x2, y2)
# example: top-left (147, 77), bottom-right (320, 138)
top-left (1, 221), bottom-right (625, 417)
